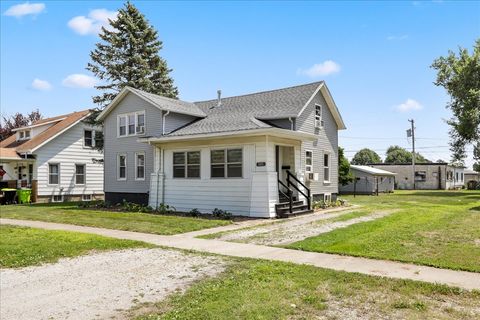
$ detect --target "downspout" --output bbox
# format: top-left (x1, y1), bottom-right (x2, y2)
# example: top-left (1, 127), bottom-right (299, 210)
top-left (162, 111), bottom-right (170, 135)
top-left (288, 117), bottom-right (294, 130)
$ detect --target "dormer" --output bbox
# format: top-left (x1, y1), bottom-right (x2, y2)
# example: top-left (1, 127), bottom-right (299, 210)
top-left (17, 129), bottom-right (31, 141)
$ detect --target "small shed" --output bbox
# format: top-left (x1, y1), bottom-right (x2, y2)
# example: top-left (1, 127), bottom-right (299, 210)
top-left (340, 165), bottom-right (396, 195)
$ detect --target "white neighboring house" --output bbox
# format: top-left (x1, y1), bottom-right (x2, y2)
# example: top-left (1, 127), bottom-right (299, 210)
top-left (0, 110), bottom-right (104, 202)
top-left (97, 81), bottom-right (346, 218)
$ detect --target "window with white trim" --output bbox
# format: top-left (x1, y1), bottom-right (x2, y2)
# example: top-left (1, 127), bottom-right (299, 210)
top-left (75, 164), bottom-right (86, 185)
top-left (314, 104), bottom-right (323, 128)
top-left (118, 154), bottom-right (127, 180)
top-left (135, 152), bottom-right (145, 180)
top-left (49, 164), bottom-right (59, 185)
top-left (118, 111), bottom-right (146, 137)
top-left (211, 148), bottom-right (242, 178)
top-left (323, 153), bottom-right (330, 183)
top-left (84, 130), bottom-right (94, 147)
top-left (19, 131), bottom-right (24, 139)
top-left (82, 194), bottom-right (92, 201)
top-left (52, 195), bottom-right (63, 203)
top-left (305, 150), bottom-right (313, 173)
top-left (173, 151), bottom-right (200, 178)
top-left (25, 130), bottom-right (30, 139)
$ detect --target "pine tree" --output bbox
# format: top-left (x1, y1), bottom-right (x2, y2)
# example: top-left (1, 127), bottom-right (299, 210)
top-left (87, 1), bottom-right (178, 109)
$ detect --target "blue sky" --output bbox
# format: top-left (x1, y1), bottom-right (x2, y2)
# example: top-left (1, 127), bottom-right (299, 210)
top-left (1, 1), bottom-right (479, 168)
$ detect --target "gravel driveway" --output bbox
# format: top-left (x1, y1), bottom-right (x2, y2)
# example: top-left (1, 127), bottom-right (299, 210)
top-left (0, 248), bottom-right (225, 320)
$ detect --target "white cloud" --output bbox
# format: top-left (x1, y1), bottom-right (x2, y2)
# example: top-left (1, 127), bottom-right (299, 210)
top-left (4, 2), bottom-right (45, 17)
top-left (68, 9), bottom-right (117, 35)
top-left (31, 78), bottom-right (52, 91)
top-left (62, 74), bottom-right (97, 88)
top-left (387, 34), bottom-right (409, 41)
top-left (394, 99), bottom-right (424, 112)
top-left (297, 60), bottom-right (341, 78)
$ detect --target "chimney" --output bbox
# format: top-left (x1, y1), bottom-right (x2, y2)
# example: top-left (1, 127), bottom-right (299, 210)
top-left (217, 90), bottom-right (222, 107)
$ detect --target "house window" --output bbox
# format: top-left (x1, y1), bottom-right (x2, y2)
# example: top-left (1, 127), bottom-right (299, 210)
top-left (461, 173), bottom-right (464, 181)
top-left (25, 130), bottom-right (30, 139)
top-left (19, 131), bottom-right (24, 139)
top-left (52, 195), bottom-right (63, 203)
top-left (211, 148), bottom-right (242, 178)
top-left (28, 164), bottom-right (33, 182)
top-left (415, 171), bottom-right (427, 182)
top-left (305, 151), bottom-right (313, 173)
top-left (323, 153), bottom-right (330, 183)
top-left (82, 194), bottom-right (92, 201)
top-left (314, 104), bottom-right (323, 128)
top-left (118, 111), bottom-right (146, 137)
top-left (84, 130), bottom-right (94, 147)
top-left (75, 164), bottom-right (86, 185)
top-left (118, 154), bottom-right (127, 180)
top-left (48, 164), bottom-right (59, 185)
top-left (135, 152), bottom-right (145, 180)
top-left (173, 151), bottom-right (200, 178)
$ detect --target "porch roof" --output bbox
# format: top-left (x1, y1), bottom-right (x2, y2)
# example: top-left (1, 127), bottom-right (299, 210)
top-left (0, 148), bottom-right (22, 160)
top-left (140, 127), bottom-right (317, 144)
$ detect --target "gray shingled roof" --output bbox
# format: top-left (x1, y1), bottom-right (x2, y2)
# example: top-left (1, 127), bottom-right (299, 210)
top-left (167, 81), bottom-right (323, 136)
top-left (129, 87), bottom-right (206, 117)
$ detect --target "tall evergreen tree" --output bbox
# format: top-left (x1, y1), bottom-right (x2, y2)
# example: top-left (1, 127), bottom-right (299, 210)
top-left (87, 1), bottom-right (178, 109)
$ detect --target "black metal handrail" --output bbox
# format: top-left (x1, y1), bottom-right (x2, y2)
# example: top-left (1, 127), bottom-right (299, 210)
top-left (286, 170), bottom-right (311, 210)
top-left (278, 179), bottom-right (293, 214)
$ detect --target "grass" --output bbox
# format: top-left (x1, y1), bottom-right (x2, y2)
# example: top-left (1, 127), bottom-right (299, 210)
top-left (0, 225), bottom-right (153, 268)
top-left (133, 259), bottom-right (480, 319)
top-left (287, 190), bottom-right (480, 272)
top-left (0, 203), bottom-right (231, 235)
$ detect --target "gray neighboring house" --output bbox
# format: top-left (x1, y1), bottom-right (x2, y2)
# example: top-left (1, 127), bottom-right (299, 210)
top-left (464, 169), bottom-right (480, 189)
top-left (369, 163), bottom-right (465, 190)
top-left (97, 81), bottom-right (346, 218)
top-left (339, 165), bottom-right (395, 195)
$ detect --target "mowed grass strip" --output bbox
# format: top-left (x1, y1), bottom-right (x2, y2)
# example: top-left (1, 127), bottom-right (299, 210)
top-left (0, 225), bottom-right (153, 268)
top-left (0, 203), bottom-right (231, 235)
top-left (287, 191), bottom-right (480, 272)
top-left (133, 259), bottom-right (480, 320)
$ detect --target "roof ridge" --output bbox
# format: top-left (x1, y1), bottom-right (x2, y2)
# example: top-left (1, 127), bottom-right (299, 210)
top-left (30, 109), bottom-right (91, 126)
top-left (129, 87), bottom-right (189, 104)
top-left (194, 81), bottom-right (324, 104)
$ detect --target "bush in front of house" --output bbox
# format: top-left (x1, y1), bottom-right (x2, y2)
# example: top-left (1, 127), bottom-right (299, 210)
top-left (312, 198), bottom-right (348, 210)
top-left (120, 200), bottom-right (154, 213)
top-left (212, 208), bottom-right (233, 220)
top-left (187, 208), bottom-right (202, 217)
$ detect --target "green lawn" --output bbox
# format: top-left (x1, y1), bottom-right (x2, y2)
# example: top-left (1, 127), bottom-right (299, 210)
top-left (133, 259), bottom-right (480, 320)
top-left (287, 190), bottom-right (480, 272)
top-left (0, 225), bottom-right (153, 268)
top-left (0, 203), bottom-right (231, 235)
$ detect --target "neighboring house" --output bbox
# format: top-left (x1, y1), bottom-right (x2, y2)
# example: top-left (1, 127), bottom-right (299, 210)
top-left (339, 165), bottom-right (395, 195)
top-left (464, 169), bottom-right (480, 189)
top-left (0, 110), bottom-right (104, 202)
top-left (369, 163), bottom-right (465, 190)
top-left (97, 81), bottom-right (346, 218)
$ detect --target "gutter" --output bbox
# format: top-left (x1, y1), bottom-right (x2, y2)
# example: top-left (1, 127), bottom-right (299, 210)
top-left (288, 117), bottom-right (294, 130)
top-left (162, 110), bottom-right (170, 135)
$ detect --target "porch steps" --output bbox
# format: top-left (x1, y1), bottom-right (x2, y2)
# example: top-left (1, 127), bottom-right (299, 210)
top-left (275, 200), bottom-right (313, 218)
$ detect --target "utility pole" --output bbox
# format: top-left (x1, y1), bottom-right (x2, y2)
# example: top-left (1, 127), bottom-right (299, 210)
top-left (407, 119), bottom-right (416, 190)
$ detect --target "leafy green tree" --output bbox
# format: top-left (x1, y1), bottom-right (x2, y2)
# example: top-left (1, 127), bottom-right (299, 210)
top-left (384, 145), bottom-right (429, 164)
top-left (473, 162), bottom-right (480, 173)
top-left (87, 1), bottom-right (178, 109)
top-left (338, 147), bottom-right (353, 186)
top-left (351, 148), bottom-right (382, 165)
top-left (431, 39), bottom-right (480, 163)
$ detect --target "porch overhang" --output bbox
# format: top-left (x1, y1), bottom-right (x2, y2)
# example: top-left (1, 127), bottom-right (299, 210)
top-left (139, 128), bottom-right (317, 145)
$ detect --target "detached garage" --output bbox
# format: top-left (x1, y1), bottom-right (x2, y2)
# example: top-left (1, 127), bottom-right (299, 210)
top-left (340, 165), bottom-right (396, 195)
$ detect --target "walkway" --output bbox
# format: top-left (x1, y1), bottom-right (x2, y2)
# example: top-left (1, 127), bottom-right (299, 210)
top-left (2, 218), bottom-right (479, 291)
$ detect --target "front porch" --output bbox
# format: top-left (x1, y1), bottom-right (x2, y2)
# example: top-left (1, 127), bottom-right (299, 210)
top-left (0, 158), bottom-right (38, 203)
top-left (144, 128), bottom-right (316, 218)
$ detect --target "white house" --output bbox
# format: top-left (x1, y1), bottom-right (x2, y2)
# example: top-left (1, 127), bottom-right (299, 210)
top-left (97, 81), bottom-right (346, 218)
top-left (0, 110), bottom-right (104, 202)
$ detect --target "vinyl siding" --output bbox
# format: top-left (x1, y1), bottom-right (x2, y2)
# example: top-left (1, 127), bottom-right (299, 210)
top-left (296, 91), bottom-right (339, 195)
top-left (35, 121), bottom-right (104, 197)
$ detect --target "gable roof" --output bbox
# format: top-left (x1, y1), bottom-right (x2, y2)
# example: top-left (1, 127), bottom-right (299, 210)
top-left (0, 110), bottom-right (90, 154)
top-left (96, 87), bottom-right (206, 121)
top-left (351, 165), bottom-right (396, 176)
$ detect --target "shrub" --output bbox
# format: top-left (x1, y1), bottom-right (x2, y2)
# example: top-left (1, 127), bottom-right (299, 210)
top-left (188, 208), bottom-right (202, 217)
top-left (212, 208), bottom-right (233, 220)
top-left (120, 200), bottom-right (153, 213)
top-left (155, 202), bottom-right (176, 215)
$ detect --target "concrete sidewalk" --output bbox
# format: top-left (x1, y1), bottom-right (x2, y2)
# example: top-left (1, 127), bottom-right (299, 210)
top-left (2, 218), bottom-right (479, 291)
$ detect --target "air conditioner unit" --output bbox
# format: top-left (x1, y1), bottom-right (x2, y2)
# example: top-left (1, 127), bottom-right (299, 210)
top-left (136, 126), bottom-right (145, 134)
top-left (314, 119), bottom-right (324, 129)
top-left (307, 172), bottom-right (314, 180)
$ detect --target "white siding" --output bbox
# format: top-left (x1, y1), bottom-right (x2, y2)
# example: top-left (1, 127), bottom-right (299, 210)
top-left (35, 121), bottom-right (104, 198)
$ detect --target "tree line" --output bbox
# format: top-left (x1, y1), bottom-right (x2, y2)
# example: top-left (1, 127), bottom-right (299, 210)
top-left (350, 146), bottom-right (433, 165)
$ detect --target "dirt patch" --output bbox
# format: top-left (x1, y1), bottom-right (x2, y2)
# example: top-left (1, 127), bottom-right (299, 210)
top-left (0, 248), bottom-right (225, 320)
top-left (215, 210), bottom-right (398, 246)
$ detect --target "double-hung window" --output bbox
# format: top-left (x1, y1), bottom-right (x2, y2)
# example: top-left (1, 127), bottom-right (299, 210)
top-left (75, 164), bottom-right (86, 185)
top-left (173, 151), bottom-right (200, 178)
top-left (25, 130), bottom-right (30, 139)
top-left (211, 148), bottom-right (242, 178)
top-left (135, 152), bottom-right (145, 180)
top-left (305, 151), bottom-right (313, 173)
top-left (323, 153), bottom-right (330, 183)
top-left (84, 130), bottom-right (94, 147)
top-left (118, 154), bottom-right (127, 180)
top-left (314, 104), bottom-right (323, 129)
top-left (118, 111), bottom-right (146, 137)
top-left (49, 164), bottom-right (59, 185)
